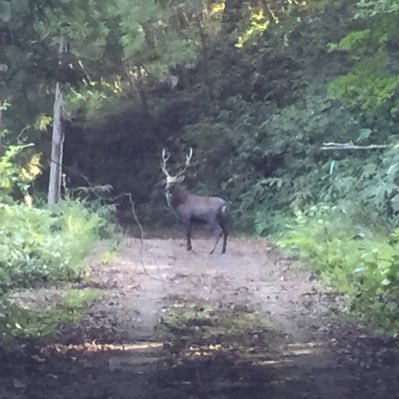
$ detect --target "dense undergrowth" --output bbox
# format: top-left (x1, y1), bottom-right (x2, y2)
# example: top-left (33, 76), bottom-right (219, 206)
top-left (0, 133), bottom-right (113, 342)
top-left (0, 197), bottom-right (112, 342)
top-left (0, 200), bottom-right (109, 295)
top-left (277, 205), bottom-right (399, 335)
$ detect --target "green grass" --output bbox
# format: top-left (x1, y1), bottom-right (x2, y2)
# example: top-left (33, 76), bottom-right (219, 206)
top-left (0, 288), bottom-right (102, 342)
top-left (160, 302), bottom-right (273, 342)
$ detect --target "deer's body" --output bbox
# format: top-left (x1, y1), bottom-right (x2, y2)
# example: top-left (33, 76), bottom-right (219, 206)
top-left (161, 149), bottom-right (228, 254)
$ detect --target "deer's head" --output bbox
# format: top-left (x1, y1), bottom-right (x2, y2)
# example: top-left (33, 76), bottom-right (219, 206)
top-left (161, 147), bottom-right (193, 205)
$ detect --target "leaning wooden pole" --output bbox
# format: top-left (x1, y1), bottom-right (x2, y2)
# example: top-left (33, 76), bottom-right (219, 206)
top-left (48, 36), bottom-right (67, 207)
top-left (321, 142), bottom-right (390, 151)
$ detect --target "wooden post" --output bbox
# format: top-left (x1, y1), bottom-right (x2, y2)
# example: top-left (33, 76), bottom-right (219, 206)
top-left (48, 36), bottom-right (68, 207)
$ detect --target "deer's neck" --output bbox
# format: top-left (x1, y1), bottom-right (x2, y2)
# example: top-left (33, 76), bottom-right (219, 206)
top-left (168, 184), bottom-right (189, 208)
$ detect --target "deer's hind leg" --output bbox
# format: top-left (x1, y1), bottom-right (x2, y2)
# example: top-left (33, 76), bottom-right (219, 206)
top-left (209, 217), bottom-right (228, 255)
top-left (209, 227), bottom-right (222, 255)
top-left (219, 217), bottom-right (228, 254)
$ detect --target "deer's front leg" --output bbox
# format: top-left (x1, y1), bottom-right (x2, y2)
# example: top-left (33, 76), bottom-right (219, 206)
top-left (185, 220), bottom-right (192, 251)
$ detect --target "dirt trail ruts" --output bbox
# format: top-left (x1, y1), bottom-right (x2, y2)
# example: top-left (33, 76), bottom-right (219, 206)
top-left (1, 235), bottom-right (398, 399)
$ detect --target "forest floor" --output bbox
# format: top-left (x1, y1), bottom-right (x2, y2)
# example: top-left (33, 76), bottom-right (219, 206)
top-left (1, 231), bottom-right (399, 399)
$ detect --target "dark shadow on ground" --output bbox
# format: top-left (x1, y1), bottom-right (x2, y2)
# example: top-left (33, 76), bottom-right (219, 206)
top-left (1, 326), bottom-right (398, 399)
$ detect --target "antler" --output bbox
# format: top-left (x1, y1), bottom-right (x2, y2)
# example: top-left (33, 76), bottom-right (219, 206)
top-left (161, 148), bottom-right (171, 177)
top-left (176, 147), bottom-right (193, 177)
top-left (161, 147), bottom-right (193, 179)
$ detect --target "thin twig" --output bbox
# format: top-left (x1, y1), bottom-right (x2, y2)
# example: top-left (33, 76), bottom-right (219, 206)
top-left (126, 193), bottom-right (144, 245)
top-left (120, 192), bottom-right (164, 281)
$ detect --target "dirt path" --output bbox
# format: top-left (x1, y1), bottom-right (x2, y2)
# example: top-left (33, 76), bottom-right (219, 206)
top-left (1, 236), bottom-right (399, 399)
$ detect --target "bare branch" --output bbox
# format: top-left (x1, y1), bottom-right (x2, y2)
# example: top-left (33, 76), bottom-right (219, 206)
top-left (126, 192), bottom-right (144, 245)
top-left (321, 142), bottom-right (390, 151)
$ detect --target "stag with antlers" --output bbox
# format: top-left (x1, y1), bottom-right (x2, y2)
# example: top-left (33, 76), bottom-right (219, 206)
top-left (161, 147), bottom-right (228, 254)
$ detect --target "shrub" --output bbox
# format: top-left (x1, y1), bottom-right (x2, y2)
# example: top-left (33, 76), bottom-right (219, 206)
top-left (277, 204), bottom-right (399, 334)
top-left (0, 199), bottom-right (112, 295)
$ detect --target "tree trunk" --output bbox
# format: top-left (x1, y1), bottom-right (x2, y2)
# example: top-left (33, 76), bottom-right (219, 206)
top-left (136, 66), bottom-right (150, 115)
top-left (179, 65), bottom-right (191, 90)
top-left (48, 36), bottom-right (67, 207)
top-left (196, 15), bottom-right (213, 102)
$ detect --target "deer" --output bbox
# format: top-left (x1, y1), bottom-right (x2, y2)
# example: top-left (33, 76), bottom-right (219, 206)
top-left (161, 147), bottom-right (228, 254)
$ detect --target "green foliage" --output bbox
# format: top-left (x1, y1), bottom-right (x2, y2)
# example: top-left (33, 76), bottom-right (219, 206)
top-left (0, 199), bottom-right (110, 296)
top-left (0, 128), bottom-right (41, 202)
top-left (0, 143), bottom-right (34, 199)
top-left (252, 141), bottom-right (399, 237)
top-left (328, 53), bottom-right (399, 113)
top-left (328, 4), bottom-right (399, 114)
top-left (119, 3), bottom-right (198, 78)
top-left (255, 208), bottom-right (290, 238)
top-left (39, 0), bottom-right (112, 59)
top-left (235, 8), bottom-right (269, 48)
top-left (0, 288), bottom-right (101, 341)
top-left (61, 288), bottom-right (102, 311)
top-left (218, 95), bottom-right (363, 230)
top-left (329, 29), bottom-right (372, 53)
top-left (65, 86), bottom-right (117, 122)
top-left (355, 0), bottom-right (399, 18)
top-left (278, 205), bottom-right (399, 334)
